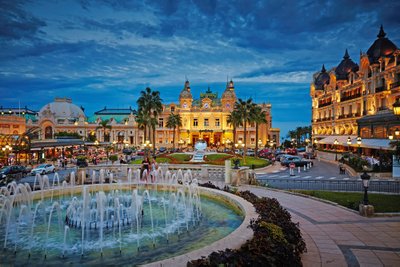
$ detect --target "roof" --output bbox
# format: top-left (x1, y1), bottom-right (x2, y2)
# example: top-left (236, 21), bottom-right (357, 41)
top-left (335, 50), bottom-right (359, 80)
top-left (318, 135), bottom-right (357, 145)
top-left (31, 138), bottom-right (84, 149)
top-left (94, 107), bottom-right (136, 115)
top-left (87, 114), bottom-right (130, 124)
top-left (367, 25), bottom-right (398, 64)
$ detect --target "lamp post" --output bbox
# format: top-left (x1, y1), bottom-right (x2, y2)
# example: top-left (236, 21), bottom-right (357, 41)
top-left (347, 136), bottom-right (351, 152)
top-left (2, 145), bottom-right (12, 166)
top-left (360, 171), bottom-right (371, 205)
top-left (357, 136), bottom-right (362, 155)
top-left (334, 139), bottom-right (339, 161)
top-left (143, 140), bottom-right (152, 158)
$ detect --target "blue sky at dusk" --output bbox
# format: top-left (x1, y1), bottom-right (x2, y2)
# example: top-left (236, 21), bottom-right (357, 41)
top-left (1, 0), bottom-right (399, 138)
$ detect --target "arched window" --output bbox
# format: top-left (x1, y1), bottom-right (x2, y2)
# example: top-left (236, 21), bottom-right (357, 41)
top-left (45, 126), bottom-right (53, 139)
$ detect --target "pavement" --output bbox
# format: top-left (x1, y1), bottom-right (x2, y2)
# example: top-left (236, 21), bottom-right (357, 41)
top-left (245, 162), bottom-right (400, 266)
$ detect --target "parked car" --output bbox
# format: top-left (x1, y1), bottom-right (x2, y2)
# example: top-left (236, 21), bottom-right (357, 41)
top-left (286, 148), bottom-right (297, 155)
top-left (281, 156), bottom-right (311, 167)
top-left (275, 153), bottom-right (291, 162)
top-left (158, 147), bottom-right (167, 153)
top-left (303, 152), bottom-right (316, 159)
top-left (30, 164), bottom-right (55, 175)
top-left (0, 165), bottom-right (29, 179)
top-left (246, 149), bottom-right (255, 156)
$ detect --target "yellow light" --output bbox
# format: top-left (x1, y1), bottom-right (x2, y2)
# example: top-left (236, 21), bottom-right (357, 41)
top-left (357, 137), bottom-right (362, 145)
top-left (393, 99), bottom-right (400, 115)
top-left (388, 134), bottom-right (394, 140)
top-left (395, 128), bottom-right (400, 136)
top-left (347, 137), bottom-right (351, 145)
top-left (334, 139), bottom-right (339, 145)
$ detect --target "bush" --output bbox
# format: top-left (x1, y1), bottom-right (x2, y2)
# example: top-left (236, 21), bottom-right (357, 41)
top-left (109, 155), bottom-right (118, 163)
top-left (189, 184), bottom-right (306, 266)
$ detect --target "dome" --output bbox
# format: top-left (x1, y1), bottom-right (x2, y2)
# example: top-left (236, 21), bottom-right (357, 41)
top-left (179, 80), bottom-right (192, 99)
top-left (39, 98), bottom-right (85, 119)
top-left (335, 50), bottom-right (359, 80)
top-left (314, 65), bottom-right (330, 90)
top-left (367, 25), bottom-right (397, 64)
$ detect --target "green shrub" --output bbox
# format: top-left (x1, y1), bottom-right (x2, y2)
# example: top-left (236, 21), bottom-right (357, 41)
top-left (109, 155), bottom-right (118, 163)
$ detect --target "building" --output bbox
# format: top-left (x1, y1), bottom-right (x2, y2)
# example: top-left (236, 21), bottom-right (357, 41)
top-left (311, 25), bottom-right (400, 153)
top-left (0, 81), bottom-right (279, 156)
top-left (156, 80), bottom-right (279, 148)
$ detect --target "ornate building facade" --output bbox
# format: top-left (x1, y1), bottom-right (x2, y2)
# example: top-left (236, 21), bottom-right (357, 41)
top-left (311, 26), bottom-right (400, 150)
top-left (1, 81), bottom-right (280, 152)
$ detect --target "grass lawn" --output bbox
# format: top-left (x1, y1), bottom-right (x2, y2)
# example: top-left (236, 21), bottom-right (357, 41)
top-left (169, 153), bottom-right (192, 161)
top-left (205, 153), bottom-right (231, 161)
top-left (130, 157), bottom-right (172, 164)
top-left (235, 156), bottom-right (269, 168)
top-left (293, 190), bottom-right (400, 213)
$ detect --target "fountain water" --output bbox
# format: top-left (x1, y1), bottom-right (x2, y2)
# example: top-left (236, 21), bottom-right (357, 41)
top-left (0, 167), bottom-right (243, 266)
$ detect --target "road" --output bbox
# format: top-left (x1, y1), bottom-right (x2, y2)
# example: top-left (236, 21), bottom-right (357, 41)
top-left (255, 159), bottom-right (400, 193)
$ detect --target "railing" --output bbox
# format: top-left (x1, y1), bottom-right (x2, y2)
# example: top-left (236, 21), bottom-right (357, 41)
top-left (340, 93), bottom-right (361, 102)
top-left (256, 177), bottom-right (400, 193)
top-left (375, 86), bottom-right (386, 93)
top-left (390, 81), bottom-right (400, 90)
top-left (318, 102), bottom-right (332, 108)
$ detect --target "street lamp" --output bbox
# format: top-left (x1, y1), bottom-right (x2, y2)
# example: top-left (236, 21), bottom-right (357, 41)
top-left (143, 140), bottom-right (152, 157)
top-left (360, 171), bottom-right (371, 205)
top-left (347, 136), bottom-right (352, 152)
top-left (333, 139), bottom-right (339, 161)
top-left (357, 136), bottom-right (362, 155)
top-left (2, 145), bottom-right (12, 166)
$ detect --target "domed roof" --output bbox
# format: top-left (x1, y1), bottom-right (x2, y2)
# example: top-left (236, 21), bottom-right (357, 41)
top-left (335, 50), bottom-right (359, 80)
top-left (314, 65), bottom-right (330, 90)
top-left (179, 80), bottom-right (192, 99)
top-left (39, 98), bottom-right (85, 119)
top-left (367, 25), bottom-right (397, 64)
top-left (222, 80), bottom-right (237, 99)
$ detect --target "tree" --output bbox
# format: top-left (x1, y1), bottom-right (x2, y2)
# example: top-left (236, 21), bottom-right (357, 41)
top-left (166, 113), bottom-right (182, 151)
top-left (135, 110), bottom-right (149, 141)
top-left (251, 106), bottom-right (267, 157)
top-left (227, 110), bottom-right (242, 152)
top-left (234, 98), bottom-right (256, 163)
top-left (96, 119), bottom-right (112, 142)
top-left (137, 87), bottom-right (162, 153)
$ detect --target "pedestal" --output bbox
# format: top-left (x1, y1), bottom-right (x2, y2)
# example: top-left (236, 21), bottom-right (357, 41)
top-left (359, 204), bottom-right (374, 217)
top-left (224, 160), bottom-right (231, 184)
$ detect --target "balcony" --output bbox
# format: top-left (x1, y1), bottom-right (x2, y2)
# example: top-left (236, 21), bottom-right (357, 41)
top-left (318, 102), bottom-right (332, 108)
top-left (340, 93), bottom-right (362, 102)
top-left (390, 81), bottom-right (400, 90)
top-left (375, 86), bottom-right (386, 93)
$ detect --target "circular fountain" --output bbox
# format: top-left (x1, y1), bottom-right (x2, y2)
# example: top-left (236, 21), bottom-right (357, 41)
top-left (0, 168), bottom-right (252, 266)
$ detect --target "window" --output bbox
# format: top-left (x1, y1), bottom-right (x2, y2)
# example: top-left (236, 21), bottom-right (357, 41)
top-left (193, 118), bottom-right (198, 127)
top-left (204, 118), bottom-right (209, 126)
top-left (171, 106), bottom-right (175, 112)
top-left (44, 126), bottom-right (53, 139)
top-left (158, 118), bottom-right (164, 128)
top-left (215, 118), bottom-right (220, 126)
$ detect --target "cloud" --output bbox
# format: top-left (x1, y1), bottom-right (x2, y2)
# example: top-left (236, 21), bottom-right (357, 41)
top-left (0, 0), bottom-right (46, 40)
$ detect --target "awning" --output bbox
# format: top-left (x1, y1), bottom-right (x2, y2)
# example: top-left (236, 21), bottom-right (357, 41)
top-left (317, 135), bottom-right (357, 145)
top-left (351, 138), bottom-right (394, 150)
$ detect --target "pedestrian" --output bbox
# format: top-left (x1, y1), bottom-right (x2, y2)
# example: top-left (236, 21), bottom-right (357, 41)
top-left (141, 157), bottom-right (150, 182)
top-left (289, 162), bottom-right (295, 176)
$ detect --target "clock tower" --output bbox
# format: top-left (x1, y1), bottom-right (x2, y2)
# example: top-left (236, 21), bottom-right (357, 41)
top-left (179, 80), bottom-right (193, 109)
top-left (221, 80), bottom-right (237, 111)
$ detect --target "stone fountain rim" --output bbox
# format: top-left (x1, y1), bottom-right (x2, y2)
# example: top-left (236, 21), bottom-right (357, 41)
top-left (19, 183), bottom-right (257, 266)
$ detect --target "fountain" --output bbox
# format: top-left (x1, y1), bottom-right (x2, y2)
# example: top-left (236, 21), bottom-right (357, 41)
top-left (0, 167), bottom-right (245, 266)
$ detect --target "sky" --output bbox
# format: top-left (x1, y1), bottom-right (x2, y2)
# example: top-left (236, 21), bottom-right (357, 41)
top-left (1, 0), bottom-right (399, 138)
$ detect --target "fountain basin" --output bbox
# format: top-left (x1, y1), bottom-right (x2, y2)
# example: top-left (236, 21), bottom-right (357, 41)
top-left (0, 183), bottom-right (256, 266)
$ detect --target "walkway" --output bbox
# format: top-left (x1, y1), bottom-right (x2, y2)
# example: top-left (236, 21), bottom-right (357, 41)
top-left (240, 186), bottom-right (400, 266)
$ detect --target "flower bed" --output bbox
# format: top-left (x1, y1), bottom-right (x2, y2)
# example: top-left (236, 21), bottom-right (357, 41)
top-left (188, 182), bottom-right (306, 266)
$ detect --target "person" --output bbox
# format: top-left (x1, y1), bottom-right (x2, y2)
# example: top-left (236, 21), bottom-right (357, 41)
top-left (141, 157), bottom-right (150, 182)
top-left (339, 162), bottom-right (345, 174)
top-left (150, 157), bottom-right (158, 183)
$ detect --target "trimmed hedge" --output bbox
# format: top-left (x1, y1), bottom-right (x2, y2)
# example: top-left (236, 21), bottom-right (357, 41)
top-left (188, 182), bottom-right (306, 266)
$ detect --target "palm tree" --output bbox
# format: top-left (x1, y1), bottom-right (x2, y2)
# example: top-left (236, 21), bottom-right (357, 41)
top-left (166, 113), bottom-right (182, 151)
top-left (251, 106), bottom-right (267, 157)
top-left (96, 119), bottom-right (112, 142)
top-left (137, 87), bottom-right (162, 153)
top-left (135, 110), bottom-right (148, 141)
top-left (227, 110), bottom-right (242, 152)
top-left (234, 98), bottom-right (255, 163)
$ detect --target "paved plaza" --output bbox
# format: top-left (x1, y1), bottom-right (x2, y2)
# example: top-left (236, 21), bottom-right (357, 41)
top-left (249, 163), bottom-right (400, 266)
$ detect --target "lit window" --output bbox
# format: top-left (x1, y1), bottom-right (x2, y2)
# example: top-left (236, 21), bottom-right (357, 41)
top-left (193, 119), bottom-right (198, 127)
top-left (215, 119), bottom-right (220, 126)
top-left (204, 118), bottom-right (209, 126)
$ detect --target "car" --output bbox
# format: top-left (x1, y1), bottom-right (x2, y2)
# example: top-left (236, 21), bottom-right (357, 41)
top-left (246, 149), bottom-right (255, 156)
top-left (286, 148), bottom-right (297, 155)
top-left (158, 147), bottom-right (167, 153)
top-left (281, 156), bottom-right (311, 167)
top-left (136, 150), bottom-right (145, 156)
top-left (303, 152), bottom-right (316, 159)
top-left (0, 165), bottom-right (29, 180)
top-left (275, 153), bottom-right (291, 162)
top-left (297, 147), bottom-right (306, 152)
top-left (30, 164), bottom-right (55, 175)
